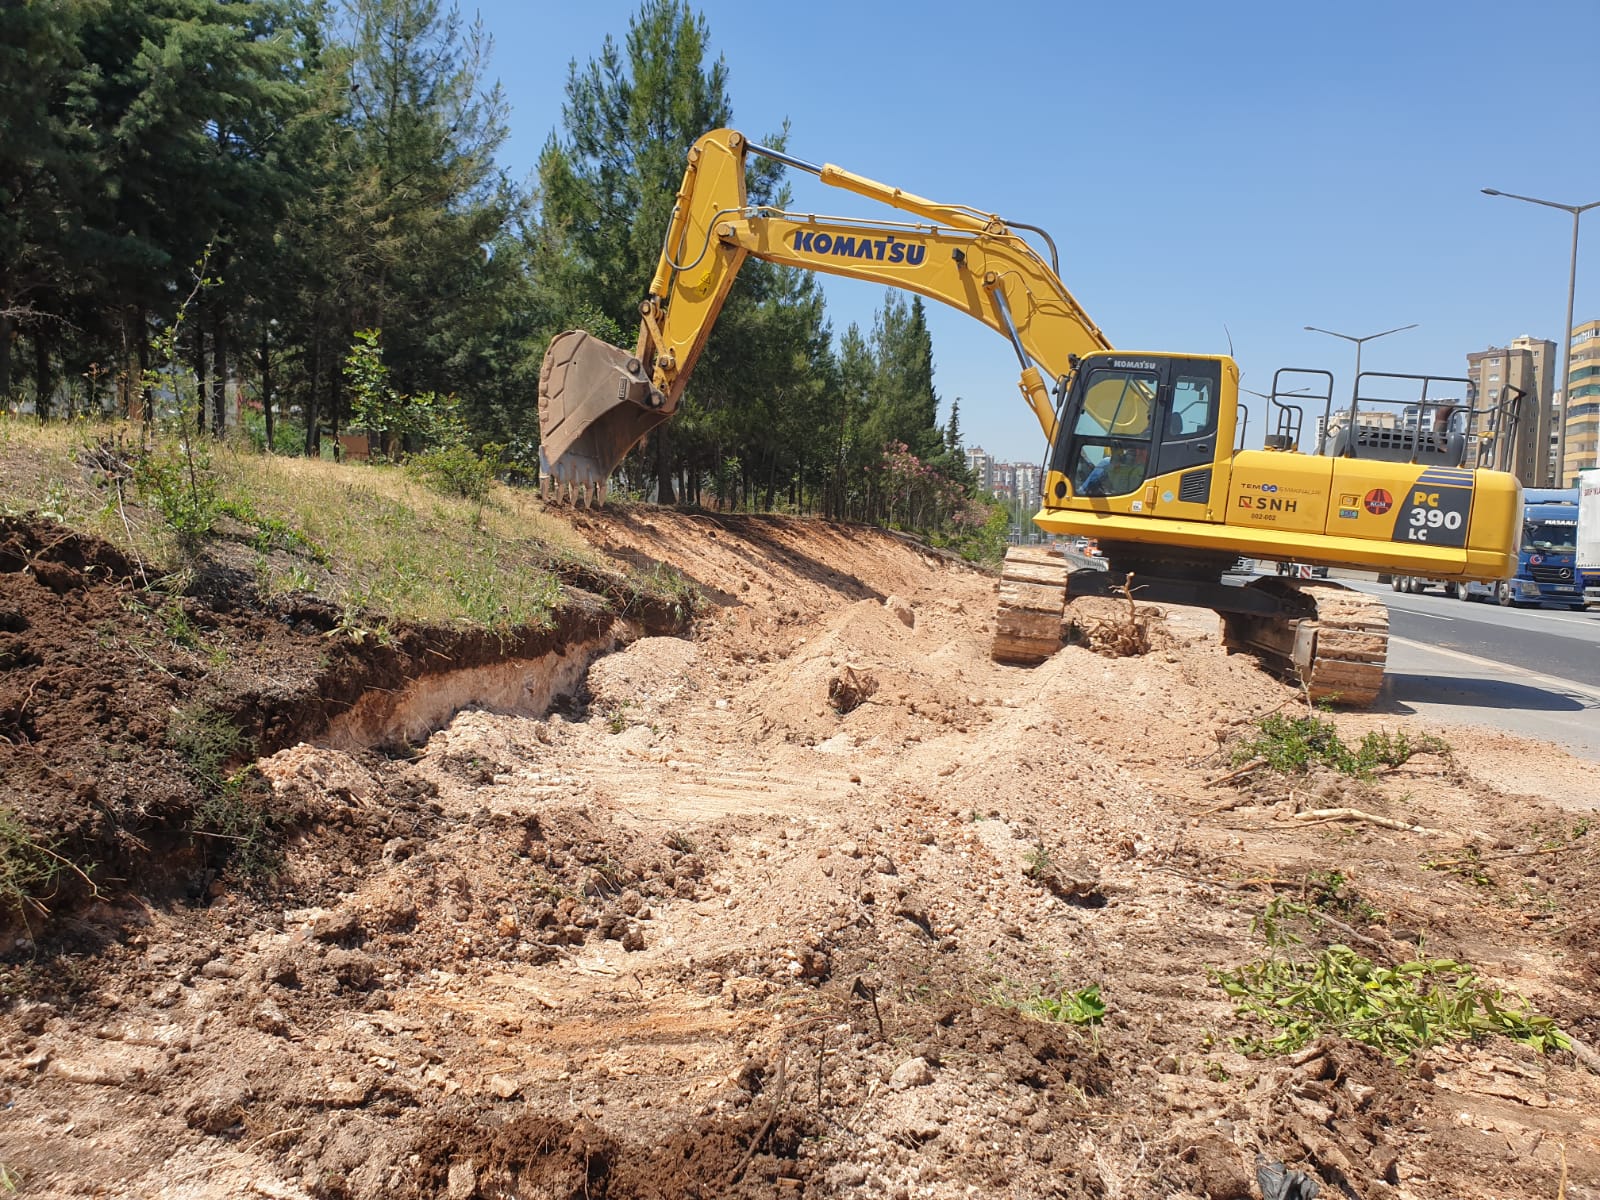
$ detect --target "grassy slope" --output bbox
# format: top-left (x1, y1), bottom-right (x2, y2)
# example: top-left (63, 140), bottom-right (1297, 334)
top-left (0, 419), bottom-right (613, 628)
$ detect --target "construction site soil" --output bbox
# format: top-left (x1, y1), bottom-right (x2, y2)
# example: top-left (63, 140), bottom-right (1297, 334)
top-left (2, 505), bottom-right (1598, 1199)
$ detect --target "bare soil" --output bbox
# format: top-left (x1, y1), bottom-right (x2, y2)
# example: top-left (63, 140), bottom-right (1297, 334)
top-left (2, 504), bottom-right (1599, 1200)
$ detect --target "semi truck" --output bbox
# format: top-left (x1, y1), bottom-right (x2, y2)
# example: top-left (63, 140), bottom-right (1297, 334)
top-left (1580, 469), bottom-right (1600, 607)
top-left (1449, 488), bottom-right (1588, 608)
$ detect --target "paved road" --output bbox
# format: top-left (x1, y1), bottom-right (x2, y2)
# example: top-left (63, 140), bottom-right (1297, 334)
top-left (1338, 580), bottom-right (1600, 762)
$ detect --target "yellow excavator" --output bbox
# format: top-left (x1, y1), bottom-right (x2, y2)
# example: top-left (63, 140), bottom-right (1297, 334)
top-left (537, 129), bottom-right (1522, 705)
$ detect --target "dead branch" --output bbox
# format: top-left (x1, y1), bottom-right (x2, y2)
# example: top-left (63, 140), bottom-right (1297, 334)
top-left (1287, 807), bottom-right (1450, 837)
top-left (1428, 844), bottom-right (1579, 870)
top-left (1562, 1033), bottom-right (1600, 1077)
top-left (1204, 757), bottom-right (1266, 789)
top-left (729, 1053), bottom-right (786, 1186)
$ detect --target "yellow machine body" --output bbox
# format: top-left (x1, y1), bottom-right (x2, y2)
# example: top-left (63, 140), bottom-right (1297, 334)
top-left (537, 128), bottom-right (1520, 585)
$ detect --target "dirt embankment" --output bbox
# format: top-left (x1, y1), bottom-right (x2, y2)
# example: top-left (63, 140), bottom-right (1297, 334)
top-left (2, 506), bottom-right (1599, 1200)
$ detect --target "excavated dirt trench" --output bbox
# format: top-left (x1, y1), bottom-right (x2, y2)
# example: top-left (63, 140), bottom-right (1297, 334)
top-left (3, 508), bottom-right (1600, 1200)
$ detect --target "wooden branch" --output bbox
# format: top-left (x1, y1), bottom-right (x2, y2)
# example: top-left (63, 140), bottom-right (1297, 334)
top-left (729, 1053), bottom-right (787, 1186)
top-left (1428, 844), bottom-right (1578, 871)
top-left (1288, 807), bottom-right (1449, 837)
top-left (1205, 757), bottom-right (1266, 789)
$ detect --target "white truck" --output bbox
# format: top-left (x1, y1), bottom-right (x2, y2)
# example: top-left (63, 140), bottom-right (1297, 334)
top-left (1579, 468), bottom-right (1600, 608)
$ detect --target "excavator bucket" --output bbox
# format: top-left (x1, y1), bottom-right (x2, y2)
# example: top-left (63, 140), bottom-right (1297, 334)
top-left (537, 330), bottom-right (670, 503)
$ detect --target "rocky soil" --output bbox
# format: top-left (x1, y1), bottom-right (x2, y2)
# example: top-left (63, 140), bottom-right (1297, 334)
top-left (2, 505), bottom-right (1598, 1199)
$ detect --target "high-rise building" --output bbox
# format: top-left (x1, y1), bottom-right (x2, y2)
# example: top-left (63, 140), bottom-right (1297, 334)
top-left (965, 446), bottom-right (993, 493)
top-left (1465, 335), bottom-right (1556, 485)
top-left (1013, 462), bottom-right (1042, 510)
top-left (1562, 320), bottom-right (1600, 485)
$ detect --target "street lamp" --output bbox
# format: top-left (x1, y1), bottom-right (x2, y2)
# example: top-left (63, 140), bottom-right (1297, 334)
top-left (1303, 323), bottom-right (1419, 455)
top-left (1481, 188), bottom-right (1600, 486)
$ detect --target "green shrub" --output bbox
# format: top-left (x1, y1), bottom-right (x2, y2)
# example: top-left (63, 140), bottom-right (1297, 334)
top-left (1215, 941), bottom-right (1568, 1062)
top-left (1233, 713), bottom-right (1451, 779)
top-left (407, 444), bottom-right (496, 501)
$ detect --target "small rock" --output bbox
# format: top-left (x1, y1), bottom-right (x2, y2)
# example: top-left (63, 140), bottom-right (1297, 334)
top-left (1187, 1134), bottom-right (1253, 1199)
top-left (883, 595), bottom-right (915, 628)
top-left (310, 908), bottom-right (364, 945)
top-left (252, 1001), bottom-right (291, 1037)
top-left (830, 1163), bottom-right (869, 1188)
top-left (323, 1078), bottom-right (371, 1107)
top-left (888, 1056), bottom-right (933, 1090)
top-left (447, 1158), bottom-right (477, 1200)
top-left (488, 1074), bottom-right (521, 1100)
top-left (621, 926), bottom-right (646, 952)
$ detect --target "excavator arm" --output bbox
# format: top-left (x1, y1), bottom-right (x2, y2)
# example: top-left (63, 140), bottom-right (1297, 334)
top-left (537, 128), bottom-right (1111, 497)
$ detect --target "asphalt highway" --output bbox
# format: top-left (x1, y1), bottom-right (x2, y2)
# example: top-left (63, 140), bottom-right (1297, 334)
top-left (1338, 579), bottom-right (1600, 764)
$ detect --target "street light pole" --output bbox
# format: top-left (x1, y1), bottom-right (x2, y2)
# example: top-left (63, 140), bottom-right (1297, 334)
top-left (1303, 323), bottom-right (1419, 455)
top-left (1481, 189), bottom-right (1600, 486)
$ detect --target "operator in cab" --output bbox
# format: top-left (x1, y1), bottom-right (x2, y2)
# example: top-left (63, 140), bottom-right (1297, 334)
top-left (1080, 443), bottom-right (1148, 496)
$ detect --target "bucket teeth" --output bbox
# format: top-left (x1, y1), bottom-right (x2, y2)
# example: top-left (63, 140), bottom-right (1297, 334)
top-left (539, 449), bottom-right (613, 508)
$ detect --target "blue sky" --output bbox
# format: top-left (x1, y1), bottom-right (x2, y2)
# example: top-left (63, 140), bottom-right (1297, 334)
top-left (476, 0), bottom-right (1599, 464)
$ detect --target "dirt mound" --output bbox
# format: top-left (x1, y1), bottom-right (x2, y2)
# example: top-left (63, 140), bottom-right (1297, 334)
top-left (3, 506), bottom-right (1598, 1200)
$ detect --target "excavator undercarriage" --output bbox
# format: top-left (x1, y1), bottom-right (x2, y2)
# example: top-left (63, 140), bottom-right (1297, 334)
top-left (993, 546), bottom-right (1389, 706)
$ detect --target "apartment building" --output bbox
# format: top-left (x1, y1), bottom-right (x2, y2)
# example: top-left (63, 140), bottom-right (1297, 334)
top-left (1465, 335), bottom-right (1556, 485)
top-left (1563, 320), bottom-right (1600, 485)
top-left (964, 445), bottom-right (994, 493)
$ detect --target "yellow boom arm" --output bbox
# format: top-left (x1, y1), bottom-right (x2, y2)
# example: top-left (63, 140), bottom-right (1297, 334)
top-left (537, 129), bottom-right (1111, 490)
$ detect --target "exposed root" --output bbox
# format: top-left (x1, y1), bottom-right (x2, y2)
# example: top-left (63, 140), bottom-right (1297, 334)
top-left (1074, 573), bottom-right (1155, 657)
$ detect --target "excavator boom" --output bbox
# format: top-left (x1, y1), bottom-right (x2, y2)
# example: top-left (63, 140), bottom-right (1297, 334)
top-left (537, 129), bottom-right (1109, 493)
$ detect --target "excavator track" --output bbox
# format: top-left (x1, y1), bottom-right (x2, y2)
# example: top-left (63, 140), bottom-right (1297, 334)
top-left (1220, 580), bottom-right (1389, 707)
top-left (991, 547), bottom-right (1071, 664)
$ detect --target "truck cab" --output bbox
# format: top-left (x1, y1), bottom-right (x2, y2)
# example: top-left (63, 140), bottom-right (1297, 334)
top-left (1463, 488), bottom-right (1587, 609)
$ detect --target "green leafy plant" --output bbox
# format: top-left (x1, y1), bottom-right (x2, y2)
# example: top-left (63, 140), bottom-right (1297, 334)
top-left (133, 248), bottom-right (224, 543)
top-left (1354, 728), bottom-right (1452, 771)
top-left (345, 329), bottom-right (470, 458)
top-left (1304, 869), bottom-right (1387, 925)
top-left (216, 498), bottom-right (328, 561)
top-left (134, 439), bottom-right (220, 542)
top-left (988, 979), bottom-right (1106, 1027)
top-left (1423, 845), bottom-right (1494, 887)
top-left (407, 443), bottom-right (498, 502)
top-left (605, 701), bottom-right (632, 734)
top-left (1213, 898), bottom-right (1568, 1062)
top-left (192, 769), bottom-right (278, 879)
top-left (167, 702), bottom-right (244, 790)
top-left (665, 830), bottom-right (698, 855)
top-left (159, 601), bottom-right (201, 649)
top-left (1023, 839), bottom-right (1054, 880)
top-left (1233, 713), bottom-right (1451, 780)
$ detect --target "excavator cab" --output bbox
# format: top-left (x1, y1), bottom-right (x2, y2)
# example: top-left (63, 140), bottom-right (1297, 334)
top-left (1046, 354), bottom-right (1224, 509)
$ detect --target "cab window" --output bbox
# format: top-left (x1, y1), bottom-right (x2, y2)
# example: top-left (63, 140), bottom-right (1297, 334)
top-left (1168, 375), bottom-right (1216, 438)
top-left (1075, 369), bottom-right (1156, 438)
top-left (1067, 368), bottom-right (1157, 496)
